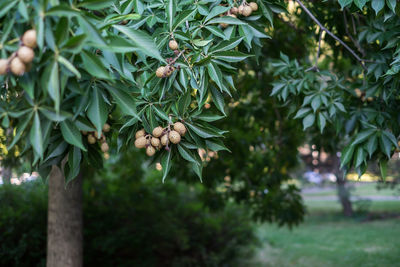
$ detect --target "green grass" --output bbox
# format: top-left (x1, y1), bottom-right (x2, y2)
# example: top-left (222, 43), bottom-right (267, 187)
top-left (248, 201), bottom-right (400, 267)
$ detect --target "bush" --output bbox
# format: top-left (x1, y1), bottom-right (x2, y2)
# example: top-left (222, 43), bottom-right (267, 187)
top-left (0, 177), bottom-right (257, 266)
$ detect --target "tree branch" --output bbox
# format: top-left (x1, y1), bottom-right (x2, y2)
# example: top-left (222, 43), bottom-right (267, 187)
top-left (295, 0), bottom-right (367, 71)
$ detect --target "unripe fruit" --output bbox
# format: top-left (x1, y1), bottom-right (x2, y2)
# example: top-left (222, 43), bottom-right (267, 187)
top-left (0, 59), bottom-right (8, 75)
top-left (22, 29), bottom-right (37, 48)
top-left (169, 130), bottom-right (181, 144)
top-left (146, 146), bottom-right (156, 156)
top-left (156, 66), bottom-right (166, 78)
top-left (242, 6), bottom-right (253, 16)
top-left (161, 134), bottom-right (169, 146)
top-left (103, 123), bottom-right (111, 132)
top-left (10, 57), bottom-right (25, 76)
top-left (173, 122), bottom-right (186, 136)
top-left (88, 134), bottom-right (96, 144)
top-left (101, 142), bottom-right (109, 153)
top-left (152, 126), bottom-right (164, 137)
top-left (17, 46), bottom-right (35, 63)
top-left (231, 7), bottom-right (239, 14)
top-left (238, 5), bottom-right (244, 15)
top-left (104, 153), bottom-right (110, 160)
top-left (151, 137), bottom-right (160, 147)
top-left (135, 129), bottom-right (145, 139)
top-left (249, 2), bottom-right (258, 11)
top-left (134, 136), bottom-right (147, 148)
top-left (169, 40), bottom-right (178, 50)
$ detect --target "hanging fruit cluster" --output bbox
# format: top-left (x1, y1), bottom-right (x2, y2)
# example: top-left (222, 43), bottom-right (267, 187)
top-left (156, 39), bottom-right (183, 78)
top-left (134, 122), bottom-right (187, 156)
top-left (0, 29), bottom-right (36, 76)
top-left (220, 1), bottom-right (258, 28)
top-left (82, 123), bottom-right (111, 160)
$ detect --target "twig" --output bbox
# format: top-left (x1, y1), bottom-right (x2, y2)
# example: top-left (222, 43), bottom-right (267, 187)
top-left (306, 29), bottom-right (323, 72)
top-left (295, 0), bottom-right (367, 71)
top-left (343, 9), bottom-right (365, 57)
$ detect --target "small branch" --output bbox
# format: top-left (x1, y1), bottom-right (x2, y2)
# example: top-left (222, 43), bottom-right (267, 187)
top-left (295, 0), bottom-right (367, 71)
top-left (343, 9), bottom-right (365, 57)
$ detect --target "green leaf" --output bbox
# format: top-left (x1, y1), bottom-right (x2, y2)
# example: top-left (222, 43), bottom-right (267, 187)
top-left (379, 134), bottom-right (392, 159)
top-left (210, 86), bottom-right (226, 115)
top-left (60, 120), bottom-right (86, 151)
top-left (29, 112), bottom-right (43, 157)
top-left (177, 144), bottom-right (198, 164)
top-left (212, 51), bottom-right (250, 62)
top-left (354, 147), bottom-right (365, 168)
top-left (167, 0), bottom-right (176, 31)
top-left (318, 113), bottom-right (326, 133)
top-left (81, 51), bottom-right (111, 80)
top-left (186, 123), bottom-right (218, 138)
top-left (338, 0), bottom-right (353, 9)
top-left (352, 129), bottom-right (375, 145)
top-left (172, 9), bottom-right (196, 31)
top-left (354, 0), bottom-right (368, 9)
top-left (44, 60), bottom-right (60, 111)
top-left (192, 162), bottom-right (203, 182)
top-left (206, 139), bottom-right (230, 152)
top-left (205, 6), bottom-right (231, 21)
top-left (205, 26), bottom-right (227, 40)
top-left (372, 0), bottom-right (384, 14)
top-left (66, 146), bottom-right (82, 184)
top-left (161, 150), bottom-right (172, 182)
top-left (104, 84), bottom-right (140, 119)
top-left (211, 37), bottom-right (244, 53)
top-left (113, 25), bottom-right (164, 62)
top-left (78, 0), bottom-right (116, 10)
top-left (58, 56), bottom-right (81, 79)
top-left (302, 114), bottom-right (315, 130)
top-left (207, 62), bottom-right (224, 90)
top-left (341, 145), bottom-right (355, 168)
top-left (366, 134), bottom-right (378, 157)
top-left (386, 0), bottom-right (396, 12)
top-left (207, 16), bottom-right (247, 26)
top-left (0, 1), bottom-right (18, 18)
top-left (88, 88), bottom-right (108, 136)
top-left (294, 108), bottom-right (311, 119)
top-left (39, 107), bottom-right (72, 122)
top-left (8, 112), bottom-right (33, 150)
top-left (61, 34), bottom-right (87, 54)
top-left (380, 160), bottom-right (388, 180)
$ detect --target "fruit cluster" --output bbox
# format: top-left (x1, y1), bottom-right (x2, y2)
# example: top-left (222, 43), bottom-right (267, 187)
top-left (156, 40), bottom-right (181, 78)
top-left (220, 2), bottom-right (258, 28)
top-left (0, 29), bottom-right (37, 76)
top-left (354, 88), bottom-right (373, 102)
top-left (82, 123), bottom-right (111, 160)
top-left (134, 122), bottom-right (187, 156)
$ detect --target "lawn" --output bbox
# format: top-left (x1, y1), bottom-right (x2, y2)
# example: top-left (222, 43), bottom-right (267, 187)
top-left (248, 200), bottom-right (400, 267)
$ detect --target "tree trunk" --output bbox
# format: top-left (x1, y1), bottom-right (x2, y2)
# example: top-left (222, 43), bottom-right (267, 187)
top-left (333, 155), bottom-right (353, 217)
top-left (2, 166), bottom-right (12, 185)
top-left (47, 165), bottom-right (83, 267)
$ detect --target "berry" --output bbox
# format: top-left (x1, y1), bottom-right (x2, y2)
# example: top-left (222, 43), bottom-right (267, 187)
top-left (169, 130), bottom-right (181, 144)
top-left (146, 146), bottom-right (156, 156)
top-left (10, 57), bottom-right (25, 76)
top-left (161, 134), bottom-right (169, 146)
top-left (134, 136), bottom-right (147, 148)
top-left (22, 29), bottom-right (37, 48)
top-left (166, 66), bottom-right (175, 76)
top-left (103, 123), bottom-right (111, 132)
top-left (156, 66), bottom-right (166, 78)
top-left (230, 7), bottom-right (239, 14)
top-left (135, 129), bottom-right (145, 139)
top-left (204, 103), bottom-right (211, 109)
top-left (152, 126), bottom-right (164, 137)
top-left (0, 59), bottom-right (8, 75)
top-left (88, 134), bottom-right (96, 144)
top-left (242, 6), bottom-right (253, 16)
top-left (173, 122), bottom-right (186, 136)
top-left (151, 137), bottom-right (160, 147)
top-left (249, 2), bottom-right (258, 11)
top-left (169, 40), bottom-right (178, 50)
top-left (101, 142), bottom-right (109, 153)
top-left (17, 46), bottom-right (34, 63)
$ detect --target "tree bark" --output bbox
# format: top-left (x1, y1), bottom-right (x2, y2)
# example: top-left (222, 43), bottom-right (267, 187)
top-left (47, 165), bottom-right (83, 267)
top-left (333, 155), bottom-right (353, 217)
top-left (2, 166), bottom-right (12, 185)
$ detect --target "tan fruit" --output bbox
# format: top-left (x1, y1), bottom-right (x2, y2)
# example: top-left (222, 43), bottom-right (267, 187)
top-left (104, 153), bottom-right (110, 160)
top-left (204, 103), bottom-right (211, 109)
top-left (10, 57), bottom-right (25, 76)
top-left (230, 7), bottom-right (239, 14)
top-left (101, 142), bottom-right (109, 153)
top-left (220, 23), bottom-right (228, 28)
top-left (249, 2), bottom-right (258, 11)
top-left (17, 46), bottom-right (34, 63)
top-left (354, 88), bottom-right (362, 98)
top-left (151, 137), bottom-right (160, 147)
top-left (152, 126), bottom-right (164, 137)
top-left (367, 97), bottom-right (374, 102)
top-left (134, 136), bottom-right (147, 148)
top-left (238, 5), bottom-right (244, 15)
top-left (88, 134), bottom-right (96, 144)
top-left (135, 129), bottom-right (146, 139)
top-left (103, 123), bottom-right (111, 132)
top-left (242, 6), bottom-right (253, 16)
top-left (173, 122), bottom-right (186, 136)
top-left (169, 40), bottom-right (178, 50)
top-left (22, 29), bottom-right (37, 48)
top-left (0, 59), bottom-right (8, 75)
top-left (156, 66), bottom-right (166, 78)
top-left (169, 130), bottom-right (181, 144)
top-left (398, 141), bottom-right (400, 147)
top-left (146, 146), bottom-right (156, 156)
top-left (161, 134), bottom-right (169, 146)
top-left (166, 65), bottom-right (175, 76)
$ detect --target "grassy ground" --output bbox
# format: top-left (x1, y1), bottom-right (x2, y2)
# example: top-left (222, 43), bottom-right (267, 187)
top-left (249, 184), bottom-right (400, 267)
top-left (302, 182), bottom-right (399, 197)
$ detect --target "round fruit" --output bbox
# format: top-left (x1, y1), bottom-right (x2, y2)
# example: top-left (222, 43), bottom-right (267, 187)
top-left (22, 29), bottom-right (37, 48)
top-left (0, 59), bottom-right (8, 75)
top-left (249, 2), bottom-right (258, 11)
top-left (169, 130), bottom-right (181, 144)
top-left (169, 40), bottom-right (178, 50)
top-left (10, 57), bottom-right (25, 76)
top-left (101, 142), bottom-right (109, 153)
top-left (242, 6), bottom-right (253, 16)
top-left (367, 97), bottom-right (374, 102)
top-left (166, 66), bottom-right (175, 76)
top-left (161, 134), bottom-right (169, 146)
top-left (173, 122), bottom-right (186, 136)
top-left (238, 5), bottom-right (244, 15)
top-left (151, 137), bottom-right (160, 147)
top-left (156, 66), bottom-right (166, 78)
top-left (134, 136), bottom-right (147, 148)
top-left (152, 126), bottom-right (164, 137)
top-left (204, 103), bottom-right (211, 109)
top-left (135, 129), bottom-right (146, 139)
top-left (103, 123), bottom-right (111, 132)
top-left (146, 146), bottom-right (156, 156)
top-left (354, 88), bottom-right (362, 98)
top-left (231, 7), bottom-right (239, 14)
top-left (17, 46), bottom-right (34, 63)
top-left (104, 153), bottom-right (110, 160)
top-left (88, 135), bottom-right (96, 144)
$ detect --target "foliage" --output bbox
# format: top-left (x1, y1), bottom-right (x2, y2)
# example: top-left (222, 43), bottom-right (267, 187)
top-left (0, 0), bottom-right (286, 181)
